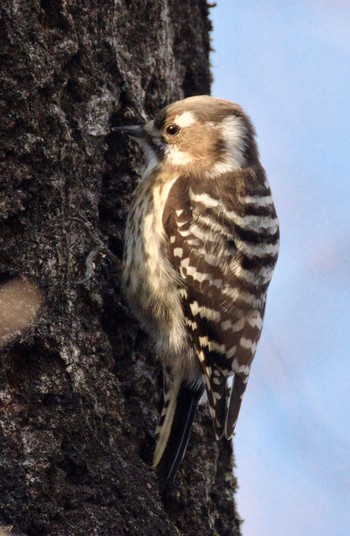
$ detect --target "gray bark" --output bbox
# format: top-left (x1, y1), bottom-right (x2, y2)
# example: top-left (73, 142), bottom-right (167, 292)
top-left (0, 1), bottom-right (241, 534)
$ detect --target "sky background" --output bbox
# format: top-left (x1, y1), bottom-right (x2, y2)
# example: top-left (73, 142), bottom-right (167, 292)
top-left (211, 2), bottom-right (350, 535)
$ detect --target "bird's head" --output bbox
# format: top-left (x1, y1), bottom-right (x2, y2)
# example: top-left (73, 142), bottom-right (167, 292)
top-left (114, 95), bottom-right (258, 177)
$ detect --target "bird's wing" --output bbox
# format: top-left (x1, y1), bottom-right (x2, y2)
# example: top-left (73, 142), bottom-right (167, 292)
top-left (162, 173), bottom-right (265, 439)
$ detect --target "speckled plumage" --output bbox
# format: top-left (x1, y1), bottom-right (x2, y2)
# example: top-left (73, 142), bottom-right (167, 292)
top-left (121, 95), bottom-right (279, 493)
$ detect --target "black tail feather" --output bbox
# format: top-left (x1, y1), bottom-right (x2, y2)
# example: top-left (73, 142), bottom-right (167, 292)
top-left (156, 382), bottom-right (204, 496)
top-left (225, 373), bottom-right (248, 439)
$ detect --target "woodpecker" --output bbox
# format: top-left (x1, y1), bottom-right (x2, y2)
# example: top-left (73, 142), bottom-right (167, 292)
top-left (117, 95), bottom-right (279, 494)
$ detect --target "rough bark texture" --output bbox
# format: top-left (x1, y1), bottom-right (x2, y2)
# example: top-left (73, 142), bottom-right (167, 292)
top-left (0, 1), bottom-right (241, 535)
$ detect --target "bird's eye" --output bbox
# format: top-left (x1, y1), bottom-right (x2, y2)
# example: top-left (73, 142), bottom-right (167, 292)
top-left (165, 124), bottom-right (180, 136)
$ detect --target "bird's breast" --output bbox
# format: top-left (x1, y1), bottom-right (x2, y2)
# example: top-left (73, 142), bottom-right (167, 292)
top-left (122, 173), bottom-right (190, 359)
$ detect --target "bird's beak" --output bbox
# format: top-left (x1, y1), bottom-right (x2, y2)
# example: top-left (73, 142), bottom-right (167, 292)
top-left (111, 124), bottom-right (144, 138)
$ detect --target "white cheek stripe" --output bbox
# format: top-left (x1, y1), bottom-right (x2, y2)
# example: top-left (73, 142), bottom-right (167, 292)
top-left (219, 115), bottom-right (246, 170)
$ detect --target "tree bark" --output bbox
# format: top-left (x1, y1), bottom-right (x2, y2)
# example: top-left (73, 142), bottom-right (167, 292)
top-left (0, 1), bottom-right (241, 534)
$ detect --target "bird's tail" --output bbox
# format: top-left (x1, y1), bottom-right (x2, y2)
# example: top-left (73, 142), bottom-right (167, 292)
top-left (225, 373), bottom-right (248, 439)
top-left (153, 376), bottom-right (204, 495)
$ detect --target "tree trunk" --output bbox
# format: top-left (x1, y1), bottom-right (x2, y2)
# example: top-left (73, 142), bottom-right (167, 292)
top-left (0, 1), bottom-right (241, 534)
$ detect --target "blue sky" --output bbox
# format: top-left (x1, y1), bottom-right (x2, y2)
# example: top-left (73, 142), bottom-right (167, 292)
top-left (211, 2), bottom-right (350, 535)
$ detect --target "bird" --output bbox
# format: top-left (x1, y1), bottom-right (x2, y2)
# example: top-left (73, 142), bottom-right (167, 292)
top-left (115, 95), bottom-right (279, 495)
